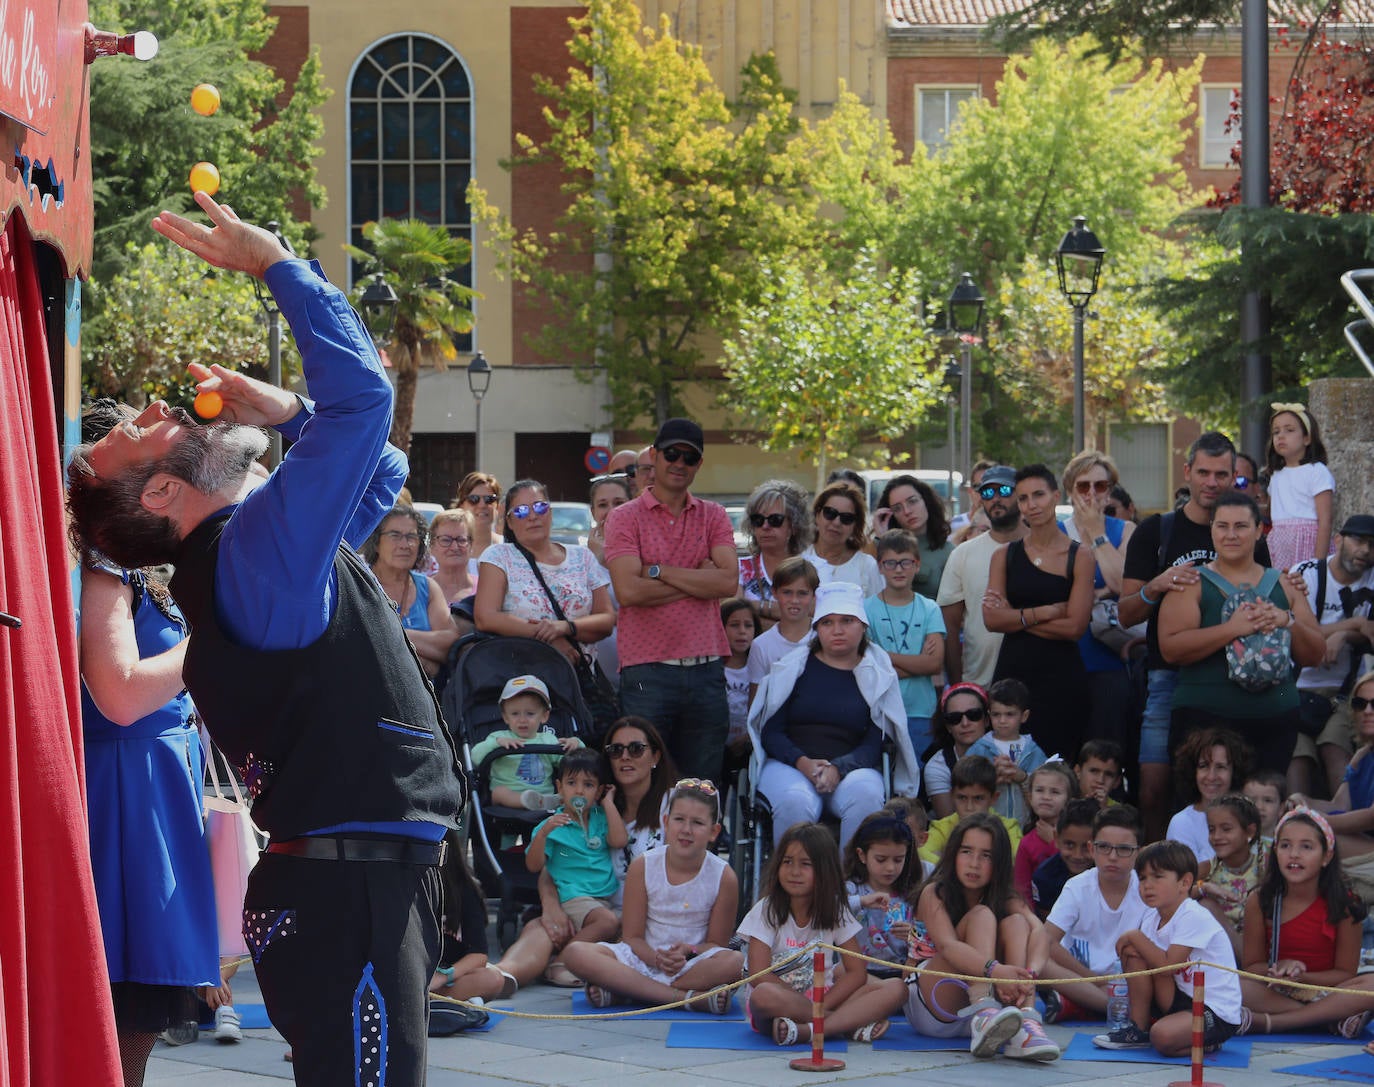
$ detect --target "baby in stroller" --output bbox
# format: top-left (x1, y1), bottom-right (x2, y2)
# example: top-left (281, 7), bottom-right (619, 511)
top-left (470, 675), bottom-right (585, 811)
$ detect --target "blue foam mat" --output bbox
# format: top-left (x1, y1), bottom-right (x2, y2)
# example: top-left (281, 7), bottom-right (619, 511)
top-left (570, 990), bottom-right (743, 1020)
top-left (666, 1020), bottom-right (848, 1051)
top-left (872, 1020), bottom-right (967, 1051)
top-left (1257, 1030), bottom-right (1373, 1046)
top-left (1275, 1053), bottom-right (1374, 1083)
top-left (1061, 1032), bottom-right (1251, 1067)
top-left (200, 1004), bottom-right (272, 1030)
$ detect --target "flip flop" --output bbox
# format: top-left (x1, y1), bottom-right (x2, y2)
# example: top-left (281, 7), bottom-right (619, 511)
top-left (496, 969), bottom-right (519, 1000)
top-left (543, 962), bottom-right (582, 988)
top-left (850, 1019), bottom-right (889, 1043)
top-left (585, 984), bottom-right (622, 1009)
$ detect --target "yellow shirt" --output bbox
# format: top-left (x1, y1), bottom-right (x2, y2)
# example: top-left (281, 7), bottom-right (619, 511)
top-left (919, 811), bottom-right (1023, 865)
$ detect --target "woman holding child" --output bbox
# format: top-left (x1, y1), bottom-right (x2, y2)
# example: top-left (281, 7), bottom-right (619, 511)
top-left (749, 582), bottom-right (920, 848)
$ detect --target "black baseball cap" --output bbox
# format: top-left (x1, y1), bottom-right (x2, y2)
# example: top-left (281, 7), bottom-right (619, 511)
top-left (654, 418), bottom-right (704, 454)
top-left (1340, 514), bottom-right (1374, 539)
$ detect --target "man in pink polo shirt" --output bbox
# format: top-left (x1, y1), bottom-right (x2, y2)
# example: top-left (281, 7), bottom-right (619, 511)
top-left (604, 418), bottom-right (738, 780)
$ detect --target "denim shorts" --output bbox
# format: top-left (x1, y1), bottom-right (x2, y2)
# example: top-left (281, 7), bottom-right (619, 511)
top-left (1139, 668), bottom-right (1179, 766)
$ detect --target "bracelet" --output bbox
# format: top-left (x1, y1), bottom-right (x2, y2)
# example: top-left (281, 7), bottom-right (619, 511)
top-left (1285, 610), bottom-right (1296, 629)
top-left (685, 945), bottom-right (699, 960)
top-left (1139, 586), bottom-right (1161, 606)
top-left (1019, 609), bottom-right (1029, 629)
top-left (984, 958), bottom-right (1000, 977)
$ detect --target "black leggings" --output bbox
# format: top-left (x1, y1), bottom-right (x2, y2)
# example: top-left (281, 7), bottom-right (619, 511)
top-left (245, 852), bottom-right (442, 1087)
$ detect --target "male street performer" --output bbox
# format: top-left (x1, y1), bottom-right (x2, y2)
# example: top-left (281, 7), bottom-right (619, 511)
top-left (67, 192), bottom-right (466, 1086)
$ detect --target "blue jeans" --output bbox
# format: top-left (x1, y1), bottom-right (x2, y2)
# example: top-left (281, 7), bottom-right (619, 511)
top-left (1140, 668), bottom-right (1179, 765)
top-left (907, 716), bottom-right (933, 763)
top-left (619, 659), bottom-right (729, 783)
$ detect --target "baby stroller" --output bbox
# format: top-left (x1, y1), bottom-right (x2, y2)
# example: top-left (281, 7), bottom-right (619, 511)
top-left (442, 634), bottom-right (592, 945)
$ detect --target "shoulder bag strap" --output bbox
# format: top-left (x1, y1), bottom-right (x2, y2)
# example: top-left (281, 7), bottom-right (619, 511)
top-left (511, 540), bottom-right (568, 623)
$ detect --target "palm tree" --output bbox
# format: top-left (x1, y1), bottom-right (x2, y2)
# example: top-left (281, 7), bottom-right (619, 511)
top-left (345, 219), bottom-right (477, 454)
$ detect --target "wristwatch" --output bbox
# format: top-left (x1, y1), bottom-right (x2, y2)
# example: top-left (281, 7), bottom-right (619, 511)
top-left (1092, 534), bottom-right (1109, 548)
top-left (647, 564), bottom-right (662, 580)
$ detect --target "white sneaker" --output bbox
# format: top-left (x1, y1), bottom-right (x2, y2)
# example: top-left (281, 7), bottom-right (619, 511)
top-left (520, 789), bottom-right (560, 811)
top-left (214, 1005), bottom-right (243, 1044)
top-left (966, 1000), bottom-right (1023, 1058)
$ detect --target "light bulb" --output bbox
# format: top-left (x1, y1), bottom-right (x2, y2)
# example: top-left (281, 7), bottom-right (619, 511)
top-left (132, 31), bottom-right (159, 60)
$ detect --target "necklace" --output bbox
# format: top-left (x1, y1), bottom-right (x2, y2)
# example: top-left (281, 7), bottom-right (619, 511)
top-left (878, 591), bottom-right (919, 653)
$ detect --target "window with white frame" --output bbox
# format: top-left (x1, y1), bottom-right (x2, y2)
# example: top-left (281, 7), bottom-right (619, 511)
top-left (1200, 85), bottom-right (1239, 169)
top-left (917, 87), bottom-right (978, 149)
top-left (349, 34), bottom-right (473, 348)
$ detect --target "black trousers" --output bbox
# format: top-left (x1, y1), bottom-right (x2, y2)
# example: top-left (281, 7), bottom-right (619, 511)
top-left (1169, 704), bottom-right (1300, 776)
top-left (244, 851), bottom-right (442, 1087)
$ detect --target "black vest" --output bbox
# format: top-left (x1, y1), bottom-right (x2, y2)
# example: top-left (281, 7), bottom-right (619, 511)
top-left (171, 514), bottom-right (466, 840)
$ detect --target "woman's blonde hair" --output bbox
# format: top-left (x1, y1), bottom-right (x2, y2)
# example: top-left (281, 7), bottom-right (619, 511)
top-left (1061, 449), bottom-right (1120, 494)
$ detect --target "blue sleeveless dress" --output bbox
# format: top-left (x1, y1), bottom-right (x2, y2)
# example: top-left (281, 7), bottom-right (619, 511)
top-left (82, 567), bottom-right (219, 990)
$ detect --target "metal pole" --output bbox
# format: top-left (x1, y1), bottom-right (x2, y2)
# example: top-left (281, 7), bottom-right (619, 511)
top-left (947, 390), bottom-right (956, 518)
top-left (959, 340), bottom-right (972, 482)
top-left (1240, 0), bottom-right (1272, 457)
top-left (267, 310), bottom-right (282, 467)
top-left (1072, 303), bottom-right (1086, 453)
top-left (474, 396), bottom-right (484, 472)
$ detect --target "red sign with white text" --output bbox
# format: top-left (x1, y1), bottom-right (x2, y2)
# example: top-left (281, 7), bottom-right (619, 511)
top-left (0, 0), bottom-right (56, 133)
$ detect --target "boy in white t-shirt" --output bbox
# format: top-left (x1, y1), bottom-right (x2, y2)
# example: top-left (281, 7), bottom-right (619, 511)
top-left (746, 557), bottom-right (817, 702)
top-left (1041, 805), bottom-right (1148, 1021)
top-left (1093, 841), bottom-right (1242, 1056)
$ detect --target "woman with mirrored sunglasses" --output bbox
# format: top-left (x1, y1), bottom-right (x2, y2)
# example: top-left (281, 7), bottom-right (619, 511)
top-left (451, 471), bottom-right (505, 567)
top-left (802, 482), bottom-right (882, 597)
top-left (872, 475), bottom-right (955, 600)
top-left (738, 480), bottom-right (812, 628)
top-left (923, 683), bottom-right (992, 818)
top-left (473, 479), bottom-right (616, 665)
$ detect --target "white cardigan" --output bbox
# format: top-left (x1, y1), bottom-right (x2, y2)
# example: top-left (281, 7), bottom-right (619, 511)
top-left (746, 642), bottom-right (921, 797)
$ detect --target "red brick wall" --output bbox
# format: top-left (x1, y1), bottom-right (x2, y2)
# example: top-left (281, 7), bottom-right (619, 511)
top-left (259, 5), bottom-right (312, 223)
top-left (510, 7), bottom-right (591, 367)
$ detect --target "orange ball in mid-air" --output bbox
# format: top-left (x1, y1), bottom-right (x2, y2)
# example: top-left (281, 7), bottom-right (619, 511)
top-left (193, 390), bottom-right (223, 419)
top-left (190, 83), bottom-right (221, 116)
top-left (189, 161), bottom-right (220, 196)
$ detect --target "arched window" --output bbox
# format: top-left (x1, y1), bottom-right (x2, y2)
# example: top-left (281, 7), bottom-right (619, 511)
top-left (348, 34), bottom-right (472, 348)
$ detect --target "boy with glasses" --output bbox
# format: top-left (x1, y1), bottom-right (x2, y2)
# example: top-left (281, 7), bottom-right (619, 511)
top-left (1040, 804), bottom-right (1147, 1021)
top-left (864, 530), bottom-right (946, 759)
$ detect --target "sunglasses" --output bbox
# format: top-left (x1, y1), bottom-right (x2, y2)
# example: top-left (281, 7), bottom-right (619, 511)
top-left (465, 494), bottom-right (500, 506)
top-left (659, 446), bottom-right (701, 466)
top-left (1353, 697), bottom-right (1374, 712)
top-left (821, 505), bottom-right (858, 526)
top-left (880, 558), bottom-right (916, 571)
top-left (591, 472), bottom-right (630, 484)
top-left (1092, 841), bottom-right (1139, 858)
top-left (673, 777), bottom-right (719, 795)
top-left (1234, 476), bottom-right (1251, 490)
top-left (941, 706), bottom-right (987, 725)
top-left (1074, 479), bottom-right (1112, 495)
top-left (604, 740), bottom-right (650, 758)
top-left (979, 483), bottom-right (1014, 500)
top-left (750, 512), bottom-right (787, 529)
top-left (510, 500), bottom-right (551, 519)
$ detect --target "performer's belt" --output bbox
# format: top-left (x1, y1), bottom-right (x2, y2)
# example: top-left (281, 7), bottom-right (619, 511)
top-left (266, 835), bottom-right (447, 865)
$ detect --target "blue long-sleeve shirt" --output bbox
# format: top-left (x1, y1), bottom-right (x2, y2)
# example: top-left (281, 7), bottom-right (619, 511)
top-left (761, 655), bottom-right (883, 775)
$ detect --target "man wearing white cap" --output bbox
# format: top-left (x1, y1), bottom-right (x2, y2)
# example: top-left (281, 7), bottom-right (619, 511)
top-left (471, 675), bottom-right (584, 812)
top-left (747, 582), bottom-right (920, 847)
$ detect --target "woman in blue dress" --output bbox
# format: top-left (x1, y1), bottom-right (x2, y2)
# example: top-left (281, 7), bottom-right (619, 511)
top-left (80, 558), bottom-right (220, 1085)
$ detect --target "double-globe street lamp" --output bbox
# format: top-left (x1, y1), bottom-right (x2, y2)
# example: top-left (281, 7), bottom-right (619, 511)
top-left (467, 350), bottom-right (493, 471)
top-left (1055, 215), bottom-right (1107, 454)
top-left (946, 273), bottom-right (986, 493)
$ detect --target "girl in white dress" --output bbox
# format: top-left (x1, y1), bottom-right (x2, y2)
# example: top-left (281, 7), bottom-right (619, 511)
top-left (562, 780), bottom-right (742, 1011)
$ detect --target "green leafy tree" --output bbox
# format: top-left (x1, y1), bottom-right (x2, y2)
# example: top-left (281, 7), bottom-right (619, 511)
top-left (469, 0), bottom-right (816, 426)
top-left (88, 0), bottom-right (328, 283)
top-left (720, 249), bottom-right (941, 486)
top-left (83, 242), bottom-right (270, 407)
top-left (344, 219), bottom-right (477, 455)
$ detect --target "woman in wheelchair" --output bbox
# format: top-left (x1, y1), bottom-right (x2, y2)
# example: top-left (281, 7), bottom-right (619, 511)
top-left (748, 582), bottom-right (920, 850)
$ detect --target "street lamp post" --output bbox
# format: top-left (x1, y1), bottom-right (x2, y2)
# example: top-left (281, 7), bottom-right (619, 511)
top-left (251, 221), bottom-right (296, 467)
top-left (359, 274), bottom-right (400, 347)
top-left (944, 358), bottom-right (961, 517)
top-left (1055, 215), bottom-right (1106, 454)
top-left (947, 273), bottom-right (986, 484)
top-left (467, 351), bottom-right (492, 471)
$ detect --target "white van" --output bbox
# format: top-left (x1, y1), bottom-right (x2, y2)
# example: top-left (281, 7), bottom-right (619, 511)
top-left (854, 468), bottom-right (965, 520)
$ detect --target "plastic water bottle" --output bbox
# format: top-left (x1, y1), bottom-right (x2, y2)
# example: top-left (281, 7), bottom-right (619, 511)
top-left (1106, 958), bottom-right (1130, 1030)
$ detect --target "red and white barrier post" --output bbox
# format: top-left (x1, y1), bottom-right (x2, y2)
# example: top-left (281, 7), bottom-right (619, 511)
top-left (789, 949), bottom-right (845, 1072)
top-left (1168, 969), bottom-right (1223, 1087)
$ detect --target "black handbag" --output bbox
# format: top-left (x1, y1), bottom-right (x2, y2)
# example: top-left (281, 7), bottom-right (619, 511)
top-left (512, 541), bottom-right (621, 742)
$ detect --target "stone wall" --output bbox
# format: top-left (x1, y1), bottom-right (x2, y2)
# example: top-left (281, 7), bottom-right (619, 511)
top-left (1310, 378), bottom-right (1374, 525)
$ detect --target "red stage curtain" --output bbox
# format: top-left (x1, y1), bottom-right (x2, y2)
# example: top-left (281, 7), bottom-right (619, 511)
top-left (0, 216), bottom-right (119, 1083)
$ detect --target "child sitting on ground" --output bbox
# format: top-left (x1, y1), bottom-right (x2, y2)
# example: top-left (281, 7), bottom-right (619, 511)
top-left (1093, 841), bottom-right (1242, 1056)
top-left (864, 530), bottom-right (946, 760)
top-left (880, 797), bottom-right (935, 879)
top-left (844, 810), bottom-right (920, 977)
top-left (1074, 739), bottom-right (1125, 811)
top-left (471, 675), bottom-right (582, 811)
top-left (1031, 798), bottom-right (1098, 918)
top-left (965, 678), bottom-right (1047, 824)
top-left (920, 755), bottom-right (1023, 865)
top-left (746, 557), bottom-right (818, 703)
top-left (1014, 762), bottom-right (1078, 905)
top-left (1242, 769), bottom-right (1286, 846)
top-left (1197, 794), bottom-right (1267, 957)
top-left (1041, 804), bottom-right (1147, 1022)
top-left (526, 749), bottom-right (629, 946)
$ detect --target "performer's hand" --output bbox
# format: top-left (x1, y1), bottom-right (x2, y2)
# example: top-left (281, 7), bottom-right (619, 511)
top-left (186, 361), bottom-right (301, 428)
top-left (153, 191), bottom-right (294, 279)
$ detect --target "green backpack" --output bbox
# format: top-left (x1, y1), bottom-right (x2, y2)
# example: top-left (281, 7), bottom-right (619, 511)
top-left (1200, 567), bottom-right (1292, 692)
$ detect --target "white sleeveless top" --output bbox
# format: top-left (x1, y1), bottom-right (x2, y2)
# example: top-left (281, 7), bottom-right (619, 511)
top-left (641, 850), bottom-right (728, 949)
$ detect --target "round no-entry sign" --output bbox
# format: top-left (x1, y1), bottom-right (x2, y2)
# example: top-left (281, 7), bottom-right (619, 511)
top-left (584, 445), bottom-right (611, 473)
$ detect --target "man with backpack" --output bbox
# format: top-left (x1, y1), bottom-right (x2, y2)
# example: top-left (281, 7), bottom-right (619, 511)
top-left (1119, 432), bottom-right (1271, 841)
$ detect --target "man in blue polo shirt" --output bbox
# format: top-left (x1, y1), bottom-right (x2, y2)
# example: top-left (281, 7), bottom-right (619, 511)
top-left (67, 193), bottom-right (465, 1086)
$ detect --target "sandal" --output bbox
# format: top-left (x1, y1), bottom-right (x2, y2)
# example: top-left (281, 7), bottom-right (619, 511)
top-left (850, 1019), bottom-right (889, 1043)
top-left (496, 969), bottom-right (519, 1000)
top-left (1236, 1008), bottom-right (1270, 1036)
top-left (1336, 1010), bottom-right (1373, 1040)
top-left (684, 988), bottom-right (732, 1015)
top-left (585, 984), bottom-right (622, 1009)
top-left (772, 1016), bottom-right (810, 1046)
top-left (543, 962), bottom-right (582, 988)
